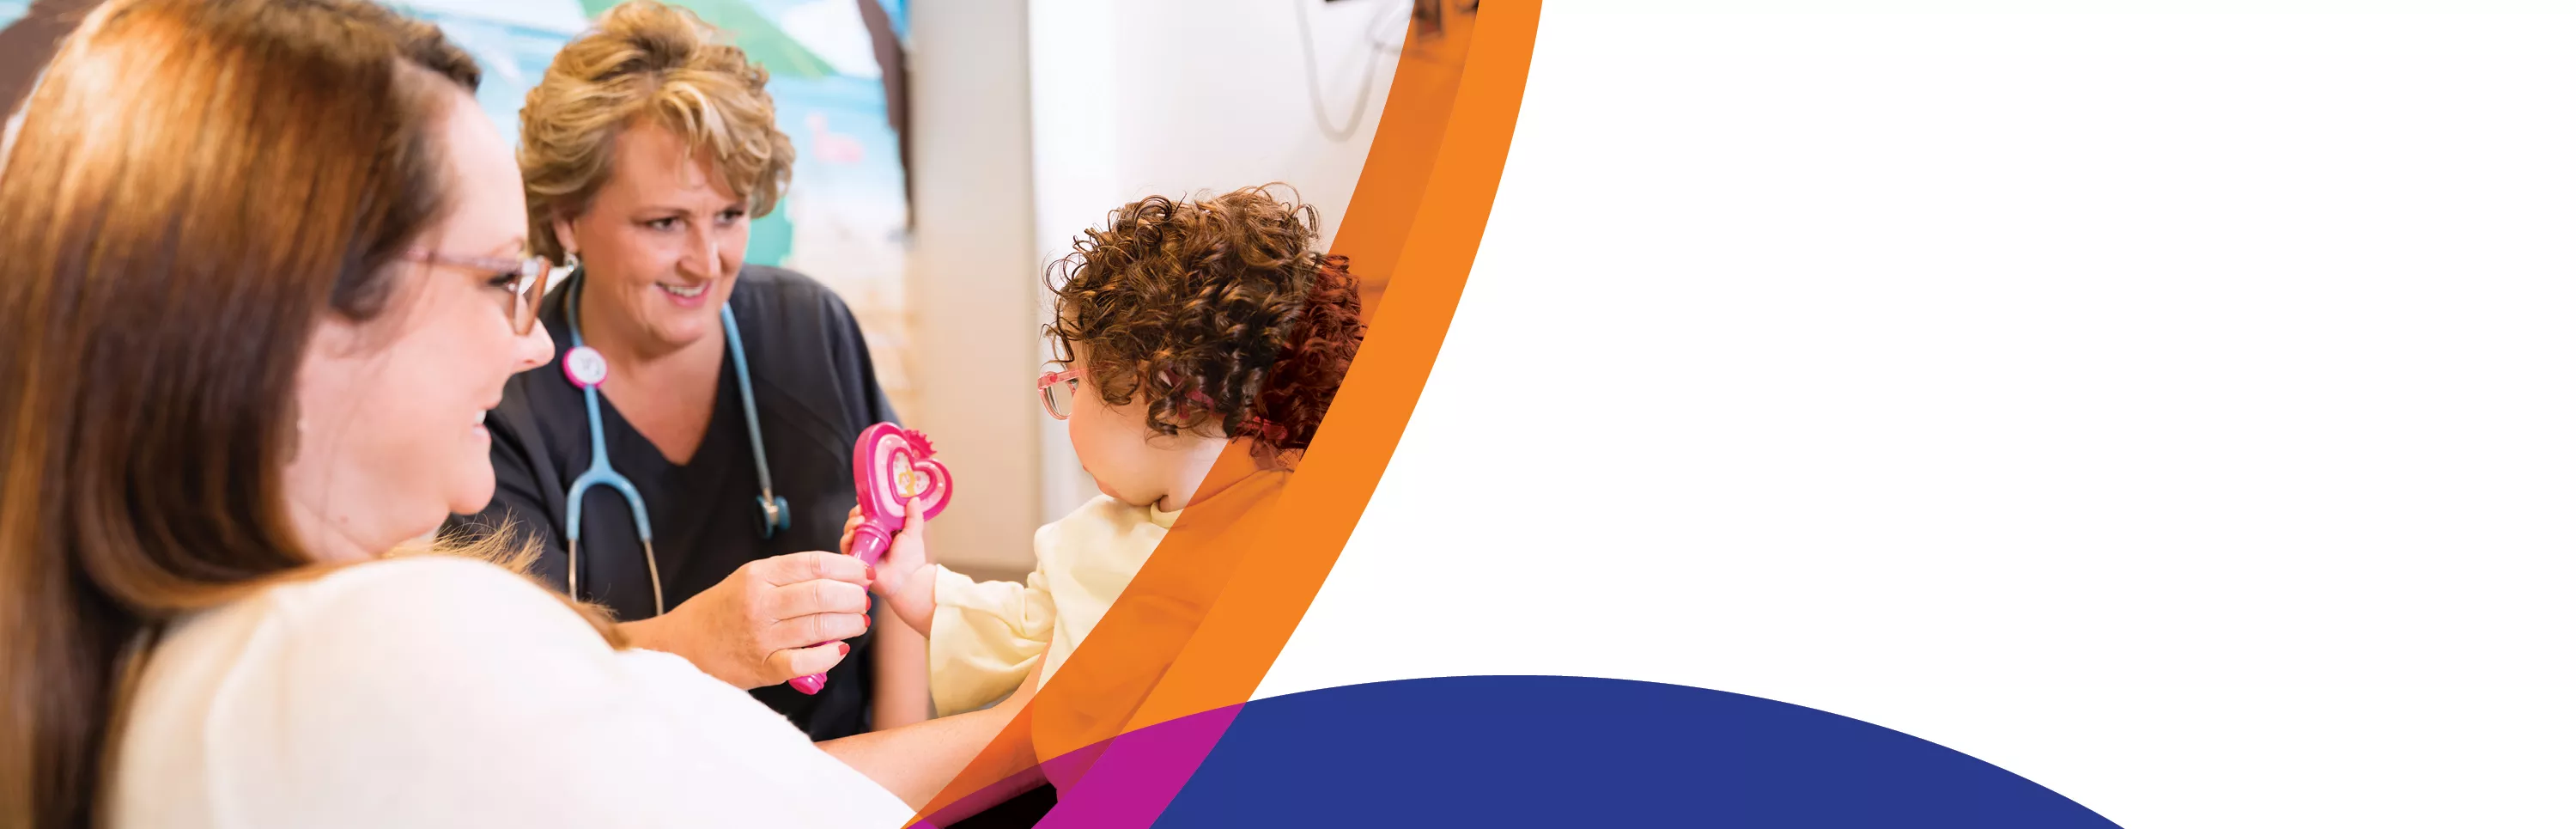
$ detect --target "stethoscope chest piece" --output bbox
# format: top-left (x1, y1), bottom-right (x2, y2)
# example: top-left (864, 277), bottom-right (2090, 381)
top-left (562, 345), bottom-right (609, 388)
top-left (757, 494), bottom-right (789, 539)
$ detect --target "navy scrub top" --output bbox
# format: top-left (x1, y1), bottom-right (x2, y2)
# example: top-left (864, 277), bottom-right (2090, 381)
top-left (444, 265), bottom-right (898, 741)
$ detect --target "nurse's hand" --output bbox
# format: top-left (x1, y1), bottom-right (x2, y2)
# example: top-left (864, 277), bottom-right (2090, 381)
top-left (619, 551), bottom-right (875, 690)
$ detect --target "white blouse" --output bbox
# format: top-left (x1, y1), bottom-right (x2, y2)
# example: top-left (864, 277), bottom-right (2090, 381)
top-left (107, 556), bottom-right (913, 828)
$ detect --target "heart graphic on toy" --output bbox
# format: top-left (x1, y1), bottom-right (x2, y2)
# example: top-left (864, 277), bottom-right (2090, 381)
top-left (845, 423), bottom-right (951, 570)
top-left (859, 427), bottom-right (951, 522)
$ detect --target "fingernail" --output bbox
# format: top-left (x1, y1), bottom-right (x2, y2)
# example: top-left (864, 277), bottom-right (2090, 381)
top-left (837, 642), bottom-right (851, 656)
top-left (864, 564), bottom-right (875, 582)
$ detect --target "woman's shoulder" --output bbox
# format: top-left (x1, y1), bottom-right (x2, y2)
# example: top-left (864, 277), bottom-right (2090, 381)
top-left (120, 556), bottom-right (906, 827)
top-left (268, 554), bottom-right (570, 609)
top-left (729, 265), bottom-right (870, 362)
top-left (735, 263), bottom-right (826, 290)
top-left (732, 265), bottom-right (855, 320)
top-left (157, 557), bottom-right (611, 698)
top-left (115, 557), bottom-right (629, 826)
top-left (729, 265), bottom-right (894, 427)
top-left (217, 556), bottom-right (612, 682)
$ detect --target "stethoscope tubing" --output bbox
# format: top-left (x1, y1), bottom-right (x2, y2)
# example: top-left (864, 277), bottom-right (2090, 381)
top-left (560, 270), bottom-right (782, 617)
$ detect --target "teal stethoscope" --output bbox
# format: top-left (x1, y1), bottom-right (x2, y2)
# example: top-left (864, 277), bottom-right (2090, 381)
top-left (559, 270), bottom-right (788, 616)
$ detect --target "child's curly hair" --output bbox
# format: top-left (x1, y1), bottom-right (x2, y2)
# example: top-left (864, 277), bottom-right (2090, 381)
top-left (1044, 185), bottom-right (1366, 464)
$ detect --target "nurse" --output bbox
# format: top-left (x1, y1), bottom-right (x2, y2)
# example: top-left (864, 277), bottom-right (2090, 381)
top-left (443, 0), bottom-right (924, 739)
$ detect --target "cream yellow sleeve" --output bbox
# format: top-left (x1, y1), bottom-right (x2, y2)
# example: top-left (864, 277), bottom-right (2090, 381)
top-left (927, 564), bottom-right (1054, 717)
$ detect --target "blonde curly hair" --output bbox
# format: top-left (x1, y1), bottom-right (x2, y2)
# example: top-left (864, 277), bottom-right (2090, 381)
top-left (518, 0), bottom-right (794, 262)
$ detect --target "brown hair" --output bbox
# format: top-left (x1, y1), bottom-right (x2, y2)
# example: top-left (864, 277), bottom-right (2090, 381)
top-left (518, 0), bottom-right (794, 263)
top-left (0, 1), bottom-right (607, 825)
top-left (1045, 186), bottom-right (1368, 464)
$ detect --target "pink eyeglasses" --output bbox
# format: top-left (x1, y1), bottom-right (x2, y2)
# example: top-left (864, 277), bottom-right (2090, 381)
top-left (404, 247), bottom-right (550, 336)
top-left (1038, 364), bottom-right (1084, 420)
top-left (1038, 363), bottom-right (1289, 441)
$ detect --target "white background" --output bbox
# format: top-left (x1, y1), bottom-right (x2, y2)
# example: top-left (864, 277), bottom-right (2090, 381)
top-left (1259, 5), bottom-right (2576, 827)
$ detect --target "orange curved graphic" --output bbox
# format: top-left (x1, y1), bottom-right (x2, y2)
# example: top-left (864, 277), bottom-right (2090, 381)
top-left (910, 2), bottom-right (1542, 822)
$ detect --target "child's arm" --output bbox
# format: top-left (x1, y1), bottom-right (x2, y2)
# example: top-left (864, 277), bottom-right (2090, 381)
top-left (924, 568), bottom-right (1053, 716)
top-left (847, 499), bottom-right (1054, 716)
top-left (847, 499), bottom-right (937, 632)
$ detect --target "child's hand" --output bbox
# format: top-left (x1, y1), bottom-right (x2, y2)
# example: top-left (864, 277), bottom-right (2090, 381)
top-left (839, 505), bottom-right (863, 558)
top-left (872, 498), bottom-right (937, 634)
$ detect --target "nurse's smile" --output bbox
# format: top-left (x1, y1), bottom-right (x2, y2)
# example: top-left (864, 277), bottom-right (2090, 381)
top-left (658, 280), bottom-right (712, 303)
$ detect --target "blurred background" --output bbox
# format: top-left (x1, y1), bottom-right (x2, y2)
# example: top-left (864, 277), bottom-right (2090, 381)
top-left (0, 0), bottom-right (1416, 580)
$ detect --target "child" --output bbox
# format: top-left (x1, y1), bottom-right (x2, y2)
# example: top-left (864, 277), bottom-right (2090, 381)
top-left (846, 186), bottom-right (1365, 716)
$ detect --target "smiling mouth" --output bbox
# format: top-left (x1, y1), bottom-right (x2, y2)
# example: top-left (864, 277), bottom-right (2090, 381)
top-left (659, 283), bottom-right (708, 298)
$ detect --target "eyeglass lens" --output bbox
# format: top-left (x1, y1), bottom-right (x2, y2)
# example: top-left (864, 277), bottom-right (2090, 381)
top-left (1043, 377), bottom-right (1077, 418)
top-left (513, 263), bottom-right (547, 336)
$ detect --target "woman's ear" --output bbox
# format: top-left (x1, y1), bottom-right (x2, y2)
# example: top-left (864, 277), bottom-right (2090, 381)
top-left (304, 301), bottom-right (371, 360)
top-left (550, 215), bottom-right (580, 259)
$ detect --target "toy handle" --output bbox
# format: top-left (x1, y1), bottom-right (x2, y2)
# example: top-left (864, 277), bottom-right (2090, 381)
top-left (849, 524), bottom-right (895, 565)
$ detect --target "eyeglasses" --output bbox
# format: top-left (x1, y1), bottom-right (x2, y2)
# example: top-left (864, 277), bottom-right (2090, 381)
top-left (1038, 364), bottom-right (1084, 420)
top-left (404, 247), bottom-right (550, 336)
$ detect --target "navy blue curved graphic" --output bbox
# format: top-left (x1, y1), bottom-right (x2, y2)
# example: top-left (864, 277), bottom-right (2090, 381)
top-left (1152, 675), bottom-right (2121, 828)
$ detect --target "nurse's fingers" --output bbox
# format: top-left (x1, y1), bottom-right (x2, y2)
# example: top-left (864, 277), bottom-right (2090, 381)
top-left (753, 550), bottom-right (872, 588)
top-left (762, 577), bottom-right (872, 623)
top-left (767, 640), bottom-right (858, 686)
top-left (776, 610), bottom-right (874, 650)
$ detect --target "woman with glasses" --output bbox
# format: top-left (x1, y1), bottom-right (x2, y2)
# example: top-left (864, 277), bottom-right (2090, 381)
top-left (440, 0), bottom-right (930, 742)
top-left (0, 0), bottom-right (1013, 825)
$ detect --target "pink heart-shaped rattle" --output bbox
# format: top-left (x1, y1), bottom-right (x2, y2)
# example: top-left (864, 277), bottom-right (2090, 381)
top-left (790, 423), bottom-right (952, 696)
top-left (846, 423), bottom-right (951, 565)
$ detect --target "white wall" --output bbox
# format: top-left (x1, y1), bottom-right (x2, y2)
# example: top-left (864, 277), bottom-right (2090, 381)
top-left (905, 0), bottom-right (1042, 578)
top-left (1025, 0), bottom-right (1408, 522)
